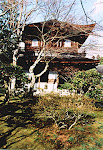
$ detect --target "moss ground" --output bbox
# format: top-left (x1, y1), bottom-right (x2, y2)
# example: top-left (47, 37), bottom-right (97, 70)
top-left (0, 96), bottom-right (103, 150)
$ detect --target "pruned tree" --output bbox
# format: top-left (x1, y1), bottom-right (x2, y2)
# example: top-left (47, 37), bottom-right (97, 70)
top-left (34, 94), bottom-right (95, 130)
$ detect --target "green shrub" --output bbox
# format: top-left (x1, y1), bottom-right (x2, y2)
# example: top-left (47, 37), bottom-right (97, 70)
top-left (86, 87), bottom-right (103, 101)
top-left (67, 136), bottom-right (74, 142)
top-left (100, 57), bottom-right (103, 65)
top-left (59, 69), bottom-right (102, 101)
top-left (95, 140), bottom-right (103, 147)
top-left (33, 94), bottom-right (95, 130)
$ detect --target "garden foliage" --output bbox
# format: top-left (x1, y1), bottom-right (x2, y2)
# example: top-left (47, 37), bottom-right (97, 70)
top-left (0, 63), bottom-right (28, 101)
top-left (33, 94), bottom-right (95, 130)
top-left (60, 69), bottom-right (103, 101)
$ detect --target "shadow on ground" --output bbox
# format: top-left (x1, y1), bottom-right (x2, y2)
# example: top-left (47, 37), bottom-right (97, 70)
top-left (0, 96), bottom-right (41, 149)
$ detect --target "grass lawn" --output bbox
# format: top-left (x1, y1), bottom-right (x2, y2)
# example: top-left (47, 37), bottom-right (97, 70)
top-left (0, 95), bottom-right (103, 150)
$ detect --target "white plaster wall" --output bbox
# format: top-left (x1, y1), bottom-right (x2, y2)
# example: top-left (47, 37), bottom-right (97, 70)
top-left (64, 40), bottom-right (71, 47)
top-left (32, 39), bottom-right (38, 47)
top-left (48, 71), bottom-right (58, 91)
top-left (48, 71), bottom-right (58, 79)
top-left (34, 82), bottom-right (58, 92)
top-left (25, 71), bottom-right (58, 92)
top-left (34, 82), bottom-right (48, 90)
top-left (48, 83), bottom-right (58, 92)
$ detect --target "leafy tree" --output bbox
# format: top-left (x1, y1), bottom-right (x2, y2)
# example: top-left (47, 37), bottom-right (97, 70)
top-left (0, 0), bottom-right (38, 102)
top-left (100, 57), bottom-right (103, 65)
top-left (0, 8), bottom-right (18, 63)
top-left (72, 69), bottom-right (101, 93)
top-left (0, 63), bottom-right (28, 103)
top-left (60, 69), bottom-right (103, 101)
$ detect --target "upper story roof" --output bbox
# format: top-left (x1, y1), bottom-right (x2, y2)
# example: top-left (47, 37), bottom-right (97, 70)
top-left (23, 19), bottom-right (95, 47)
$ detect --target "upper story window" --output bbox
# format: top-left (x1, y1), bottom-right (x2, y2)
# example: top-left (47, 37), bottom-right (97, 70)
top-left (64, 40), bottom-right (71, 47)
top-left (56, 41), bottom-right (63, 47)
top-left (32, 39), bottom-right (38, 47)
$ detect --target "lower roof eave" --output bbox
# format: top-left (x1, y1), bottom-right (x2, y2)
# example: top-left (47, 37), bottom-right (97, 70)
top-left (33, 59), bottom-right (100, 65)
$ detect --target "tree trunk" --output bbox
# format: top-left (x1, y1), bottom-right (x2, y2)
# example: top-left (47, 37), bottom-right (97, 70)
top-left (29, 73), bottom-right (36, 96)
top-left (4, 88), bottom-right (10, 104)
top-left (10, 77), bottom-right (16, 94)
top-left (11, 49), bottom-right (18, 93)
top-left (29, 61), bottom-right (49, 95)
top-left (3, 81), bottom-right (10, 104)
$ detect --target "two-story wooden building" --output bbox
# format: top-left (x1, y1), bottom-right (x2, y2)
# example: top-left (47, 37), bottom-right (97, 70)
top-left (18, 20), bottom-right (99, 92)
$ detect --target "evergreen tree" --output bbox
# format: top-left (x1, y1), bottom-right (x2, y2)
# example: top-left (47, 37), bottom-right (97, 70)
top-left (0, 1), bottom-right (27, 103)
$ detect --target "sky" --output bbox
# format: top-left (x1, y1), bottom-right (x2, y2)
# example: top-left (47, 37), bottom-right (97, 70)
top-left (63, 0), bottom-right (103, 58)
top-left (33, 0), bottom-right (103, 24)
top-left (90, 0), bottom-right (103, 21)
top-left (1, 0), bottom-right (103, 58)
top-left (79, 0), bottom-right (103, 58)
top-left (29, 0), bottom-right (103, 58)
top-left (38, 0), bottom-right (103, 58)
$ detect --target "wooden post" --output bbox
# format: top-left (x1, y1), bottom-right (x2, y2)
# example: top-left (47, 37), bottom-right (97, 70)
top-left (38, 41), bottom-right (41, 47)
top-left (75, 42), bottom-right (78, 49)
top-left (57, 75), bottom-right (59, 85)
top-left (38, 76), bottom-right (40, 90)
